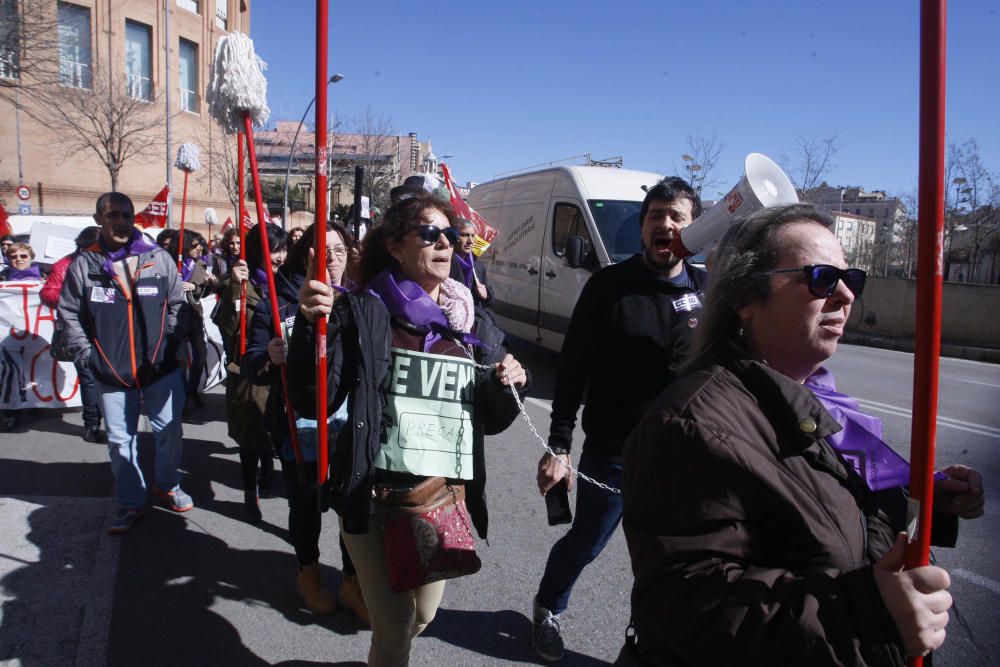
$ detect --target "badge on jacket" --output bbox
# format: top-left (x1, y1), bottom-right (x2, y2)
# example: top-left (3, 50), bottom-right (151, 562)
top-left (137, 286), bottom-right (159, 297)
top-left (671, 293), bottom-right (701, 313)
top-left (91, 286), bottom-right (116, 304)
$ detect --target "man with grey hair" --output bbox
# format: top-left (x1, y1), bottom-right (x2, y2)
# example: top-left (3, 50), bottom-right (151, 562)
top-left (59, 192), bottom-right (193, 534)
top-left (449, 218), bottom-right (492, 306)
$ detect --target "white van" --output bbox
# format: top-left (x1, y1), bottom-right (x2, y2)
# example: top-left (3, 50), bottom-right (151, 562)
top-left (470, 166), bottom-right (665, 351)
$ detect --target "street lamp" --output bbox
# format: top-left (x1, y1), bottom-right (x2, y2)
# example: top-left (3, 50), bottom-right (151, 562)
top-left (282, 73), bottom-right (344, 226)
top-left (682, 154), bottom-right (702, 192)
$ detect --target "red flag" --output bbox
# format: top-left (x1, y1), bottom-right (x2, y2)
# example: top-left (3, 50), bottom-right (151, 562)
top-left (220, 216), bottom-right (234, 234)
top-left (441, 163), bottom-right (497, 256)
top-left (242, 208), bottom-right (255, 230)
top-left (134, 185), bottom-right (170, 228)
top-left (0, 203), bottom-right (11, 238)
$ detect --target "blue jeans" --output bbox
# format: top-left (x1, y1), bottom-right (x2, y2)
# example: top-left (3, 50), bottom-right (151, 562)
top-left (74, 359), bottom-right (102, 428)
top-left (98, 369), bottom-right (186, 509)
top-left (536, 450), bottom-right (623, 614)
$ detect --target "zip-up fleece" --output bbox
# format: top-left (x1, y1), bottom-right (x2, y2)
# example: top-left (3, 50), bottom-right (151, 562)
top-left (58, 243), bottom-right (186, 388)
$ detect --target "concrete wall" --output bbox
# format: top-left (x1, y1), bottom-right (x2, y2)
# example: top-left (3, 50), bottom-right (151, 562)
top-left (848, 277), bottom-right (1000, 350)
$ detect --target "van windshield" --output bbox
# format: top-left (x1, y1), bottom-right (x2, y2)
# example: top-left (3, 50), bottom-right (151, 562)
top-left (588, 199), bottom-right (643, 262)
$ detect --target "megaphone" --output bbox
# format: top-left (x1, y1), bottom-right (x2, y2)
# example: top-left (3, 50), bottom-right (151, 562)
top-left (669, 152), bottom-right (798, 258)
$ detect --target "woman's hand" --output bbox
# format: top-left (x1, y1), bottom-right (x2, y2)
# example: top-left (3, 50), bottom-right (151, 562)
top-left (298, 248), bottom-right (337, 324)
top-left (873, 533), bottom-right (952, 658)
top-left (267, 337), bottom-right (287, 365)
top-left (230, 259), bottom-right (249, 283)
top-left (495, 353), bottom-right (526, 389)
top-left (181, 281), bottom-right (195, 292)
top-left (537, 452), bottom-right (573, 495)
top-left (934, 465), bottom-right (985, 519)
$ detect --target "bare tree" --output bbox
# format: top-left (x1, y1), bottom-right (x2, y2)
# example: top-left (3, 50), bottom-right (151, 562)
top-left (946, 139), bottom-right (1000, 283)
top-left (787, 132), bottom-right (845, 193)
top-left (202, 125), bottom-right (242, 216)
top-left (332, 106), bottom-right (398, 211)
top-left (682, 131), bottom-right (726, 195)
top-left (29, 70), bottom-right (166, 191)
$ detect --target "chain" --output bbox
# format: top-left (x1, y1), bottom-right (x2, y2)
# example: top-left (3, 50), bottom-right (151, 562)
top-left (457, 339), bottom-right (622, 495)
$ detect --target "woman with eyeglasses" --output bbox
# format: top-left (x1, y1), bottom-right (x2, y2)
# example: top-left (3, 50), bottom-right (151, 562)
top-left (286, 191), bottom-right (530, 665)
top-left (242, 220), bottom-right (368, 623)
top-left (621, 204), bottom-right (984, 666)
top-left (1, 242), bottom-right (44, 281)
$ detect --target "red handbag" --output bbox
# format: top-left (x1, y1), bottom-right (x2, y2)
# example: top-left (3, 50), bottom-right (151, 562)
top-left (375, 476), bottom-right (482, 593)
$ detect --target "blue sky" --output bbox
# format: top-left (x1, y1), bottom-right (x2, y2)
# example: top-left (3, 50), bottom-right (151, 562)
top-left (250, 1), bottom-right (998, 200)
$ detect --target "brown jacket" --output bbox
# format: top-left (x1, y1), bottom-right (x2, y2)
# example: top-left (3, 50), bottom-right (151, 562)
top-left (622, 358), bottom-right (908, 666)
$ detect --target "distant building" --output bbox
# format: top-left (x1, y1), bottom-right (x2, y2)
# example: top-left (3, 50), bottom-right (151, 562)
top-left (830, 211), bottom-right (878, 273)
top-left (0, 0), bottom-right (251, 232)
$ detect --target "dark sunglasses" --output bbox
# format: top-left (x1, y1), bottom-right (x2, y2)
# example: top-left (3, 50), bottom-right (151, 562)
top-left (8, 253), bottom-right (30, 260)
top-left (414, 225), bottom-right (460, 246)
top-left (763, 264), bottom-right (867, 298)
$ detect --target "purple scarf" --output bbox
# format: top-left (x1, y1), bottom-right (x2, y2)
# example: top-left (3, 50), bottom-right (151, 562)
top-left (806, 367), bottom-right (913, 491)
top-left (367, 268), bottom-right (481, 352)
top-left (99, 229), bottom-right (158, 278)
top-left (6, 264), bottom-right (42, 280)
top-left (454, 251), bottom-right (476, 289)
top-left (252, 268), bottom-right (269, 289)
top-left (180, 258), bottom-right (196, 282)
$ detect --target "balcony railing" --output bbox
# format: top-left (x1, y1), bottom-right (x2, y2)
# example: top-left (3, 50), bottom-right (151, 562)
top-left (59, 59), bottom-right (92, 89)
top-left (126, 72), bottom-right (152, 101)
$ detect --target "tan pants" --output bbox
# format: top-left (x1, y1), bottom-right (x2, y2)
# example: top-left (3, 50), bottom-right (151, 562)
top-left (340, 516), bottom-right (446, 667)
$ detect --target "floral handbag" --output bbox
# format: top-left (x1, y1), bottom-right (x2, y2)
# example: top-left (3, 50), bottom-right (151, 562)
top-left (375, 476), bottom-right (482, 593)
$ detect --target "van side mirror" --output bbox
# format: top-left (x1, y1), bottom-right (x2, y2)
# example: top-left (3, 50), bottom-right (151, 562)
top-left (565, 235), bottom-right (585, 268)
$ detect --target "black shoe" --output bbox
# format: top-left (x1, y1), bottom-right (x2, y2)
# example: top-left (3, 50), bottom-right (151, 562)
top-left (244, 490), bottom-right (262, 522)
top-left (0, 414), bottom-right (18, 432)
top-left (83, 426), bottom-right (108, 443)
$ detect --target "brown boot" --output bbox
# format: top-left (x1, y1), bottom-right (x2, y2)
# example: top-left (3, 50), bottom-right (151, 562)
top-left (339, 574), bottom-right (370, 626)
top-left (296, 563), bottom-right (337, 615)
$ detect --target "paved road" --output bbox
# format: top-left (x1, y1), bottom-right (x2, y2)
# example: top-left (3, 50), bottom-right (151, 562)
top-left (0, 341), bottom-right (997, 666)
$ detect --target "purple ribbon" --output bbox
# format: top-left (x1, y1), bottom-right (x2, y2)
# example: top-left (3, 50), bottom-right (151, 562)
top-left (6, 264), bottom-right (42, 280)
top-left (252, 268), bottom-right (269, 289)
top-left (99, 229), bottom-right (158, 278)
top-left (805, 367), bottom-right (913, 491)
top-left (180, 258), bottom-right (195, 282)
top-left (367, 268), bottom-right (482, 352)
top-left (454, 251), bottom-right (476, 289)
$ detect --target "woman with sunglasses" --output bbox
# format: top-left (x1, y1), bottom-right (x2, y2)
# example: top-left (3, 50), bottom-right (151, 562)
top-left (621, 204), bottom-right (983, 666)
top-left (1, 242), bottom-right (44, 281)
top-left (287, 191), bottom-right (529, 665)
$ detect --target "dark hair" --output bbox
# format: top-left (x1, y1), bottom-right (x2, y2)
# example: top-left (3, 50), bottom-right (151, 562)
top-left (244, 223), bottom-right (289, 273)
top-left (284, 220), bottom-right (353, 278)
top-left (358, 191), bottom-right (457, 289)
top-left (75, 226), bottom-right (102, 249)
top-left (222, 227), bottom-right (240, 249)
top-left (639, 176), bottom-right (703, 226)
top-left (95, 192), bottom-right (134, 215)
top-left (156, 228), bottom-right (178, 249)
top-left (688, 203), bottom-right (836, 368)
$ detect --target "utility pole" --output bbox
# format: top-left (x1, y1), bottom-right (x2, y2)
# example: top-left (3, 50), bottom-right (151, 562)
top-left (164, 0), bottom-right (173, 227)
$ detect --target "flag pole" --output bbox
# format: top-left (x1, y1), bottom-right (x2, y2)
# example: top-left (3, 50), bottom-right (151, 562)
top-left (314, 0), bottom-right (331, 495)
top-left (905, 5), bottom-right (946, 666)
top-left (237, 131), bottom-right (249, 356)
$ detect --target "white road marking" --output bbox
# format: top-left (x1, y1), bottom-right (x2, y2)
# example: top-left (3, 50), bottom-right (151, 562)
top-left (952, 568), bottom-right (1000, 596)
top-left (953, 378), bottom-right (1000, 389)
top-left (858, 399), bottom-right (1000, 439)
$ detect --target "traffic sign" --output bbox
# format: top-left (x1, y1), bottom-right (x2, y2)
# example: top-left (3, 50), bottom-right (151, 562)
top-left (19, 203), bottom-right (31, 215)
top-left (16, 185), bottom-right (30, 201)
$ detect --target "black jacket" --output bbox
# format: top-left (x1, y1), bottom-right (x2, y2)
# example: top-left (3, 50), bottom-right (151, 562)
top-left (549, 255), bottom-right (707, 458)
top-left (287, 290), bottom-right (526, 537)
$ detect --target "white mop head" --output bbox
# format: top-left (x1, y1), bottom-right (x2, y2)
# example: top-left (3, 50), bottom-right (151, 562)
top-left (207, 32), bottom-right (270, 134)
top-left (204, 207), bottom-right (218, 226)
top-left (175, 142), bottom-right (201, 172)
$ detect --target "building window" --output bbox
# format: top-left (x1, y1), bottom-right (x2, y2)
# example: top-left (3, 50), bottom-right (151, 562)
top-left (177, 0), bottom-right (200, 14)
top-left (58, 2), bottom-right (92, 89)
top-left (215, 0), bottom-right (228, 30)
top-left (125, 20), bottom-right (152, 100)
top-left (178, 38), bottom-right (198, 113)
top-left (0, 0), bottom-right (19, 79)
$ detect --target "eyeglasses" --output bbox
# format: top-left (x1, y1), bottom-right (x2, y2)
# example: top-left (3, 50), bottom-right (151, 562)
top-left (8, 253), bottom-right (30, 260)
top-left (763, 264), bottom-right (867, 298)
top-left (414, 225), bottom-right (460, 246)
top-left (325, 246), bottom-right (348, 260)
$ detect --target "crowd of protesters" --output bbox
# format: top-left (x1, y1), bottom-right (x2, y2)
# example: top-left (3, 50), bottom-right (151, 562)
top-left (0, 177), bottom-right (987, 666)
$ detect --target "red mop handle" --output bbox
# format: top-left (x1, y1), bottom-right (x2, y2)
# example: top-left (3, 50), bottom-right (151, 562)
top-left (905, 3), bottom-right (946, 665)
top-left (177, 170), bottom-right (189, 271)
top-left (242, 115), bottom-right (304, 468)
top-left (238, 132), bottom-right (248, 356)
top-left (314, 0), bottom-right (331, 490)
